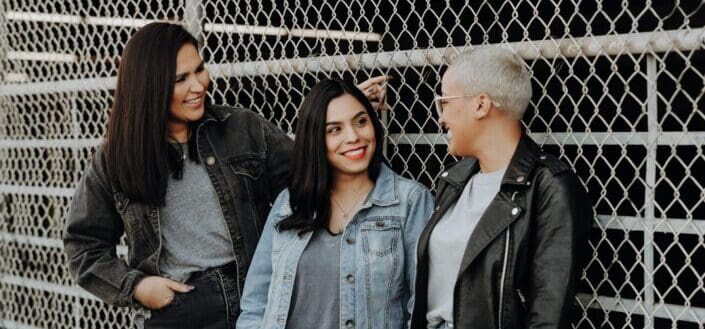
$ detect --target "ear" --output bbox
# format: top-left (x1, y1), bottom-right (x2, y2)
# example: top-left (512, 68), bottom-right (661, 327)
top-left (475, 94), bottom-right (492, 119)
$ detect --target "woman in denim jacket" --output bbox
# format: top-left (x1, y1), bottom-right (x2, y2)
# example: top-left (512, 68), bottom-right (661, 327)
top-left (237, 79), bottom-right (434, 329)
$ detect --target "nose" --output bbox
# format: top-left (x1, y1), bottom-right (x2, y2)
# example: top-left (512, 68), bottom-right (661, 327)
top-left (438, 114), bottom-right (446, 129)
top-left (343, 126), bottom-right (360, 143)
top-left (188, 76), bottom-right (206, 93)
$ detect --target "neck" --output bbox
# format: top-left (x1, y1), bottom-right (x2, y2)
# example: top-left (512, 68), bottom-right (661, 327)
top-left (475, 122), bottom-right (522, 173)
top-left (331, 172), bottom-right (373, 196)
top-left (168, 123), bottom-right (190, 143)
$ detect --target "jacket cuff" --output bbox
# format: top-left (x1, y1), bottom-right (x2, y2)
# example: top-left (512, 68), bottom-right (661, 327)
top-left (118, 269), bottom-right (148, 308)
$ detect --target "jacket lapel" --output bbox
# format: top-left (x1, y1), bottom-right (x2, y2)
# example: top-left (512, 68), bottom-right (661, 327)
top-left (455, 191), bottom-right (523, 279)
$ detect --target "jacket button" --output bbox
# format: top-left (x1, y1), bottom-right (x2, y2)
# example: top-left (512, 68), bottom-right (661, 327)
top-left (206, 156), bottom-right (216, 166)
top-left (346, 274), bottom-right (355, 283)
top-left (283, 274), bottom-right (293, 281)
top-left (540, 154), bottom-right (547, 160)
top-left (346, 237), bottom-right (355, 244)
top-left (516, 176), bottom-right (524, 183)
top-left (511, 207), bottom-right (519, 216)
top-left (375, 221), bottom-right (384, 227)
top-left (346, 320), bottom-right (354, 328)
top-left (441, 172), bottom-right (448, 177)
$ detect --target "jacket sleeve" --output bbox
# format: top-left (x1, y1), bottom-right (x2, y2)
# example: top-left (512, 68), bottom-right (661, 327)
top-left (525, 170), bottom-right (592, 328)
top-left (62, 154), bottom-right (147, 307)
top-left (262, 119), bottom-right (293, 202)
top-left (402, 185), bottom-right (434, 328)
top-left (237, 190), bottom-right (287, 329)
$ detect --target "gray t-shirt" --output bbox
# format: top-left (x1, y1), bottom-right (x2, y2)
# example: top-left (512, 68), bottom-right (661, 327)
top-left (286, 229), bottom-right (342, 329)
top-left (426, 168), bottom-right (506, 327)
top-left (158, 144), bottom-right (236, 283)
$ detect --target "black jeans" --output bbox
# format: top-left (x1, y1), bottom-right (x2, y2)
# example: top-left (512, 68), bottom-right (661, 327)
top-left (144, 262), bottom-right (240, 329)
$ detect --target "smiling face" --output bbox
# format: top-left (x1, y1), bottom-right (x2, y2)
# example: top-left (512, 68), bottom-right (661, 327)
top-left (438, 68), bottom-right (482, 157)
top-left (167, 43), bottom-right (210, 136)
top-left (325, 93), bottom-right (377, 179)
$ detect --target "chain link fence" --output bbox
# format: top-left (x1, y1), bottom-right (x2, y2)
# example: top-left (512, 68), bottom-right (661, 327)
top-left (1, 1), bottom-right (704, 328)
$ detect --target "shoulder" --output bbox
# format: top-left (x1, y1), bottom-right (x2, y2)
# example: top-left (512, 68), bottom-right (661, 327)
top-left (211, 104), bottom-right (266, 123)
top-left (531, 152), bottom-right (585, 200)
top-left (397, 174), bottom-right (430, 196)
top-left (270, 189), bottom-right (293, 221)
top-left (391, 172), bottom-right (433, 206)
top-left (534, 152), bottom-right (571, 176)
top-left (84, 143), bottom-right (113, 192)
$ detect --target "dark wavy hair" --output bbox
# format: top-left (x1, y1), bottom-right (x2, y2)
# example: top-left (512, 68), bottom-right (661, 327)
top-left (103, 22), bottom-right (201, 206)
top-left (277, 79), bottom-right (385, 234)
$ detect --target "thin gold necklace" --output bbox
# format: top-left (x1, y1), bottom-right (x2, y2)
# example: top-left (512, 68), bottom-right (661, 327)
top-left (332, 183), bottom-right (371, 220)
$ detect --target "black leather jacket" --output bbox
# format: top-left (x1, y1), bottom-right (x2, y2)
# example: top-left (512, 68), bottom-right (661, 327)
top-left (411, 134), bottom-right (592, 329)
top-left (63, 105), bottom-right (293, 307)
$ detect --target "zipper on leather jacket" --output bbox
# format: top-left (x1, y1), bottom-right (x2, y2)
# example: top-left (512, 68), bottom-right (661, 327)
top-left (498, 229), bottom-right (510, 329)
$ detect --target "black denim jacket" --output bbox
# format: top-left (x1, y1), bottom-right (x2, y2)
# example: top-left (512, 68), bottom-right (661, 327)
top-left (63, 105), bottom-right (293, 307)
top-left (411, 134), bottom-right (592, 329)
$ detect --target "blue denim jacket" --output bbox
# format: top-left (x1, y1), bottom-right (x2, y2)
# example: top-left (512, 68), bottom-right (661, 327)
top-left (237, 164), bottom-right (434, 329)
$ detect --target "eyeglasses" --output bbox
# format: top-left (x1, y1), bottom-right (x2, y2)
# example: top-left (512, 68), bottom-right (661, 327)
top-left (433, 94), bottom-right (501, 117)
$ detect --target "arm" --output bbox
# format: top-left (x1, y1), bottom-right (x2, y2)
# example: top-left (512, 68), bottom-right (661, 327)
top-left (62, 154), bottom-right (146, 307)
top-left (262, 119), bottom-right (293, 202)
top-left (237, 190), bottom-right (287, 328)
top-left (402, 186), bottom-right (435, 327)
top-left (525, 171), bottom-right (592, 328)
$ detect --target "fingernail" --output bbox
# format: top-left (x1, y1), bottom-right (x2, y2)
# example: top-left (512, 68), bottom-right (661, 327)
top-left (188, 285), bottom-right (195, 290)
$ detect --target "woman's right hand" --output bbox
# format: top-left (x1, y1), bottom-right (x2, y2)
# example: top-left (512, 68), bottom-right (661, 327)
top-left (133, 276), bottom-right (194, 309)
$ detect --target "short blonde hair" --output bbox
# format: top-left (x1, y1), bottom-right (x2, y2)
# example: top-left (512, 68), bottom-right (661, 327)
top-left (447, 47), bottom-right (532, 119)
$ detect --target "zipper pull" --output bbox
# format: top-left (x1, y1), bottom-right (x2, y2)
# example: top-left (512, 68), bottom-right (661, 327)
top-left (516, 289), bottom-right (527, 307)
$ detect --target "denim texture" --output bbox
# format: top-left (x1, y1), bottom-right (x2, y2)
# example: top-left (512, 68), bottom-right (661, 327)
top-left (237, 164), bottom-right (434, 329)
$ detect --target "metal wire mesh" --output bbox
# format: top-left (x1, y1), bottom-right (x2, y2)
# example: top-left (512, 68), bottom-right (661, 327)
top-left (1, 1), bottom-right (704, 328)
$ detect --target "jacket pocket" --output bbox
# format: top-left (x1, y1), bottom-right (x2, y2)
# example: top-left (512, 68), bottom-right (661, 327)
top-left (361, 218), bottom-right (402, 256)
top-left (227, 153), bottom-right (264, 180)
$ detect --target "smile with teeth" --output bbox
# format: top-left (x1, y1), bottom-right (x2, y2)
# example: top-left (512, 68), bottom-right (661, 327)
top-left (342, 146), bottom-right (367, 160)
top-left (184, 96), bottom-right (202, 105)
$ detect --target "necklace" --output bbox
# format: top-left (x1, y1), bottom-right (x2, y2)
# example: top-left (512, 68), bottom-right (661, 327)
top-left (332, 183), bottom-right (371, 220)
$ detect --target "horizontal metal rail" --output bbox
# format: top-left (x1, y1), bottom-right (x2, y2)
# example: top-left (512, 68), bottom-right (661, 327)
top-left (389, 132), bottom-right (705, 146)
top-left (0, 185), bottom-right (75, 197)
top-left (0, 131), bottom-right (703, 150)
top-left (1, 28), bottom-right (702, 96)
top-left (576, 293), bottom-right (705, 324)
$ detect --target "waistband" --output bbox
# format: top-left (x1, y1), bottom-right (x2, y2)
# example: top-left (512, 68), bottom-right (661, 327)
top-left (189, 260), bottom-right (237, 281)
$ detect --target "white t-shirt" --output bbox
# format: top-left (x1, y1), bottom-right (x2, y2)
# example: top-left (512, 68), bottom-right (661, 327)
top-left (426, 168), bottom-right (506, 327)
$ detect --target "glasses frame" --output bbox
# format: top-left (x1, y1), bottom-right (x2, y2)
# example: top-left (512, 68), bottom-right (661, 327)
top-left (433, 94), bottom-right (501, 117)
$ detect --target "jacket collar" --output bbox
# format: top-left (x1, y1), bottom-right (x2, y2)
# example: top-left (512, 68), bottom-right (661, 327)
top-left (439, 133), bottom-right (540, 189)
top-left (202, 104), bottom-right (232, 123)
top-left (275, 163), bottom-right (399, 217)
top-left (361, 163), bottom-right (399, 208)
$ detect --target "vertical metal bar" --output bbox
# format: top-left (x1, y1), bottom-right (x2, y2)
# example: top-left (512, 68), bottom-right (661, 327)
top-left (0, 1), bottom-right (10, 326)
top-left (381, 110), bottom-right (389, 158)
top-left (184, 0), bottom-right (203, 44)
top-left (644, 54), bottom-right (658, 329)
top-left (69, 93), bottom-right (83, 329)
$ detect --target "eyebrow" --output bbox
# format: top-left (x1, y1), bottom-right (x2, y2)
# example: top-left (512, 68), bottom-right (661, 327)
top-left (175, 61), bottom-right (205, 80)
top-left (325, 110), bottom-right (368, 125)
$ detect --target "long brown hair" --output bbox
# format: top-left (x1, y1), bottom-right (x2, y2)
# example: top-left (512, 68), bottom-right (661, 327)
top-left (104, 22), bottom-right (200, 206)
top-left (277, 79), bottom-right (386, 234)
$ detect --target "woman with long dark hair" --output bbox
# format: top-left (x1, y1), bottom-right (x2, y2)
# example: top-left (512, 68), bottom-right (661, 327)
top-left (237, 79), bottom-right (434, 329)
top-left (62, 22), bottom-right (295, 328)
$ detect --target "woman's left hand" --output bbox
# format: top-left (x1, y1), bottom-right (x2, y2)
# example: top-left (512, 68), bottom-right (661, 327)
top-left (357, 75), bottom-right (389, 111)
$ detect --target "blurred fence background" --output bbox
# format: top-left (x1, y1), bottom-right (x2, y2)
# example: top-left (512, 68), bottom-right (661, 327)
top-left (1, 1), bottom-right (704, 328)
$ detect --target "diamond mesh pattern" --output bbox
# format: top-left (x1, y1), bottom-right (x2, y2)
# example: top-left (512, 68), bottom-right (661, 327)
top-left (1, 1), bottom-right (704, 328)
